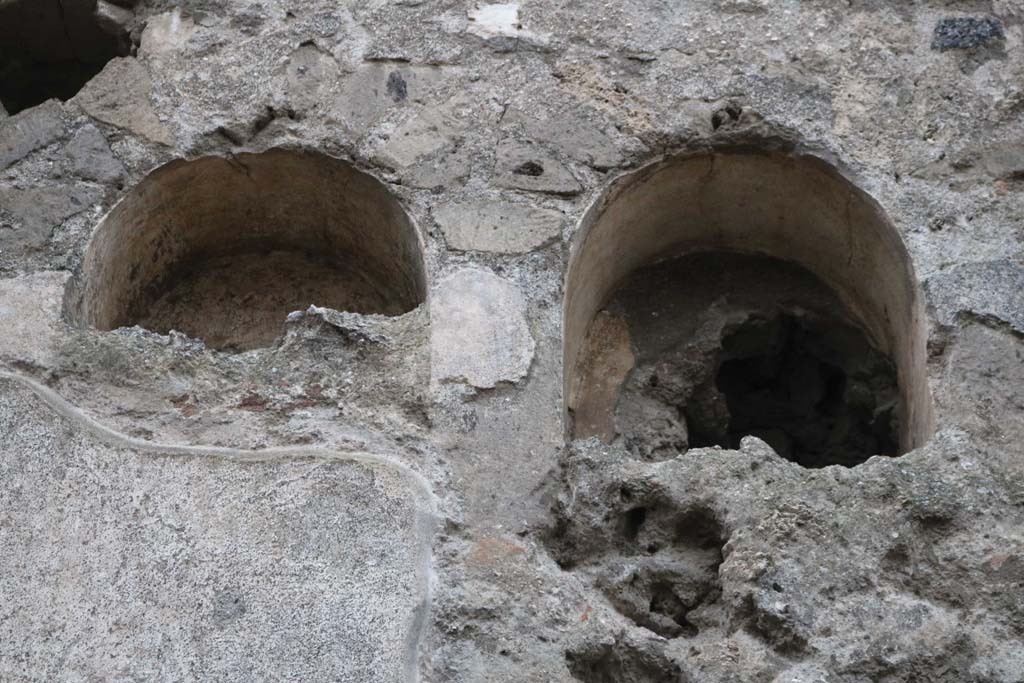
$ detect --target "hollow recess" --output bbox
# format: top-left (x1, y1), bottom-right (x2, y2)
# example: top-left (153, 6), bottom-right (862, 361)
top-left (70, 149), bottom-right (427, 351)
top-left (0, 0), bottom-right (130, 115)
top-left (565, 149), bottom-right (933, 466)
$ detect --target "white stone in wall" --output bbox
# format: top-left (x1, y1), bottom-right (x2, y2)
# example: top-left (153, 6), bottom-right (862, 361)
top-left (431, 268), bottom-right (535, 389)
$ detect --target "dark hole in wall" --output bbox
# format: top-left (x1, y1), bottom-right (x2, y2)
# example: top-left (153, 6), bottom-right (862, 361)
top-left (0, 0), bottom-right (130, 115)
top-left (688, 312), bottom-right (900, 468)
top-left (572, 252), bottom-right (901, 467)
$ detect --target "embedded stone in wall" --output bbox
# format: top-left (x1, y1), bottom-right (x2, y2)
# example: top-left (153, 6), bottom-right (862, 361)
top-left (65, 124), bottom-right (125, 183)
top-left (467, 3), bottom-right (552, 52)
top-left (0, 99), bottom-right (65, 170)
top-left (435, 200), bottom-right (563, 254)
top-left (926, 260), bottom-right (1024, 335)
top-left (72, 57), bottom-right (174, 146)
top-left (0, 271), bottom-right (68, 367)
top-left (932, 17), bottom-right (1004, 51)
top-left (0, 183), bottom-right (102, 252)
top-left (495, 139), bottom-right (582, 196)
top-left (431, 268), bottom-right (535, 389)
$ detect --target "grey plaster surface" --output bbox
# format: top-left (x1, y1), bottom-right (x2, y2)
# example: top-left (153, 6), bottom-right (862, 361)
top-left (0, 373), bottom-right (434, 683)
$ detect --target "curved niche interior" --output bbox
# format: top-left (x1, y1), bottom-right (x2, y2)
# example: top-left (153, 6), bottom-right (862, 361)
top-left (70, 148), bottom-right (427, 351)
top-left (564, 150), bottom-right (933, 468)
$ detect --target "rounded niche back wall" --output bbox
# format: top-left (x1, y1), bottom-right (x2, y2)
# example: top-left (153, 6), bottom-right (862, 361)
top-left (69, 148), bottom-right (427, 351)
top-left (564, 149), bottom-right (934, 468)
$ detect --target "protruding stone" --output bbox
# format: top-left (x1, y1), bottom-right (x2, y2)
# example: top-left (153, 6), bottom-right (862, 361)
top-left (379, 108), bottom-right (458, 168)
top-left (0, 99), bottom-right (64, 170)
top-left (401, 148), bottom-right (471, 190)
top-left (510, 108), bottom-right (623, 170)
top-left (431, 268), bottom-right (535, 389)
top-left (435, 200), bottom-right (562, 254)
top-left (281, 43), bottom-right (340, 113)
top-left (335, 64), bottom-right (448, 130)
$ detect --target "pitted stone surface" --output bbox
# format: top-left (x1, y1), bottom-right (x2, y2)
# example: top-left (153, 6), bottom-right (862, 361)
top-left (0, 377), bottom-right (431, 683)
top-left (431, 268), bottom-right (535, 389)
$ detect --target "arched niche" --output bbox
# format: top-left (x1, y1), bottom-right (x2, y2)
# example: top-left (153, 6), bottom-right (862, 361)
top-left (69, 148), bottom-right (427, 351)
top-left (564, 149), bottom-right (933, 466)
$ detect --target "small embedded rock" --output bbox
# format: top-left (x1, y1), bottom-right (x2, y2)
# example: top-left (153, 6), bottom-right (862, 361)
top-left (932, 17), bottom-right (1004, 51)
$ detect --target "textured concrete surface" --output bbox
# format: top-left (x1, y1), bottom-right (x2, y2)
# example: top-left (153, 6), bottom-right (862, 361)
top-left (0, 0), bottom-right (1022, 681)
top-left (0, 374), bottom-right (434, 683)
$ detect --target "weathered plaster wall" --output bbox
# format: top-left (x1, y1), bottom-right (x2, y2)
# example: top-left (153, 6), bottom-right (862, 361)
top-left (0, 1), bottom-right (1022, 682)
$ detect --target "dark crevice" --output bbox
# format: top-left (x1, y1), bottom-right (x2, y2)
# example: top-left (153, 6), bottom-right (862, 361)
top-left (687, 312), bottom-right (899, 468)
top-left (577, 252), bottom-right (902, 468)
top-left (0, 0), bottom-right (131, 114)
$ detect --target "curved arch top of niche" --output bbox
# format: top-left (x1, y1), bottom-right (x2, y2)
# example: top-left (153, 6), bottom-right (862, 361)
top-left (564, 149), bottom-right (933, 467)
top-left (68, 148), bottom-right (427, 352)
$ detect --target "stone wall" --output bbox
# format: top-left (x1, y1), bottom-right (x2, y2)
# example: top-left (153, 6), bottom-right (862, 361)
top-left (0, 1), bottom-right (1022, 681)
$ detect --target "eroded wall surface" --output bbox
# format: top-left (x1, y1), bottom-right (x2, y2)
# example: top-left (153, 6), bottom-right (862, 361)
top-left (0, 1), bottom-right (1022, 682)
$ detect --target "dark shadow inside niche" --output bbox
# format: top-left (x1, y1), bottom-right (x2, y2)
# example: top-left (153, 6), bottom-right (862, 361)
top-left (574, 251), bottom-right (899, 468)
top-left (564, 151), bottom-right (934, 463)
top-left (0, 0), bottom-right (131, 115)
top-left (69, 149), bottom-right (427, 352)
top-left (694, 313), bottom-right (899, 467)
